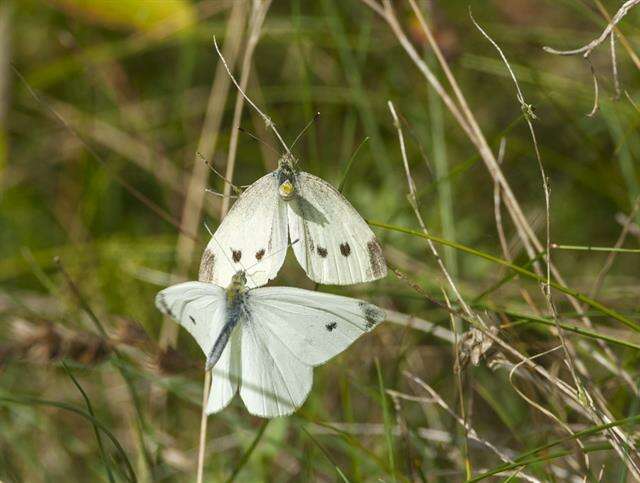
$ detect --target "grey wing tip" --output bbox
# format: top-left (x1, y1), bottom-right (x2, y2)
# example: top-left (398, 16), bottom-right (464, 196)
top-left (155, 292), bottom-right (172, 317)
top-left (366, 238), bottom-right (387, 280)
top-left (359, 302), bottom-right (385, 330)
top-left (198, 248), bottom-right (216, 282)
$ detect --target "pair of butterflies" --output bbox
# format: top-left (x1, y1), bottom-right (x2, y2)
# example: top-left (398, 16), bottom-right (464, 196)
top-left (156, 154), bottom-right (387, 418)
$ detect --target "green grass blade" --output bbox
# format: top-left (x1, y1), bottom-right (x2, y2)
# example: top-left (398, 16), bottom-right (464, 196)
top-left (375, 359), bottom-right (397, 482)
top-left (300, 425), bottom-right (351, 482)
top-left (225, 420), bottom-right (270, 483)
top-left (369, 220), bottom-right (640, 333)
top-left (0, 395), bottom-right (137, 482)
top-left (62, 361), bottom-right (115, 483)
top-left (468, 414), bottom-right (640, 482)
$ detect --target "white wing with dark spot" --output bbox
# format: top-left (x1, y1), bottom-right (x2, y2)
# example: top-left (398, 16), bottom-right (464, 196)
top-left (156, 282), bottom-right (385, 418)
top-left (155, 282), bottom-right (241, 414)
top-left (287, 172), bottom-right (387, 285)
top-left (247, 287), bottom-right (385, 367)
top-left (155, 282), bottom-right (226, 355)
top-left (199, 172), bottom-right (288, 289)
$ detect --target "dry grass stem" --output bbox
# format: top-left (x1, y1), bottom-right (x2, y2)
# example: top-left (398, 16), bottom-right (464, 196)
top-left (507, 345), bottom-right (589, 471)
top-left (9, 3), bottom-right (640, 480)
top-left (587, 59), bottom-right (600, 117)
top-left (218, 1), bottom-right (272, 215)
top-left (443, 290), bottom-right (472, 479)
top-left (468, 12), bottom-right (590, 424)
top-left (610, 33), bottom-right (622, 98)
top-left (159, 2), bottom-right (247, 351)
top-left (388, 100), bottom-right (473, 319)
top-left (543, 0), bottom-right (640, 57)
top-left (404, 371), bottom-right (542, 483)
top-left (196, 2), bottom-right (272, 481)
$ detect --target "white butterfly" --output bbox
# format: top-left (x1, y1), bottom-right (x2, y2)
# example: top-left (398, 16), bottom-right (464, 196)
top-left (199, 153), bottom-right (387, 288)
top-left (155, 271), bottom-right (385, 418)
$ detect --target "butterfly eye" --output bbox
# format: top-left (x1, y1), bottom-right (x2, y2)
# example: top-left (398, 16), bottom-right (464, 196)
top-left (278, 180), bottom-right (296, 199)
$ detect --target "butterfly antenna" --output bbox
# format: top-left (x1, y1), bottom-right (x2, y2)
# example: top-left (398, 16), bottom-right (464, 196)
top-left (238, 127), bottom-right (280, 155)
top-left (203, 221), bottom-right (215, 238)
top-left (197, 152), bottom-right (242, 195)
top-left (214, 37), bottom-right (291, 154)
top-left (290, 112), bottom-right (320, 150)
top-left (204, 188), bottom-right (238, 199)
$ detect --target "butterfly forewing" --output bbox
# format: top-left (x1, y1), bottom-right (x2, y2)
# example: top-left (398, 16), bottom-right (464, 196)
top-left (155, 282), bottom-right (226, 355)
top-left (157, 282), bottom-right (242, 414)
top-left (247, 287), bottom-right (385, 367)
top-left (288, 172), bottom-right (387, 285)
top-left (199, 173), bottom-right (288, 289)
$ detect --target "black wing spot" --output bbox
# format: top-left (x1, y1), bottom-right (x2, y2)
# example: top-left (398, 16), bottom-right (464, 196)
top-left (317, 246), bottom-right (328, 258)
top-left (339, 242), bottom-right (351, 257)
top-left (255, 249), bottom-right (265, 261)
top-left (189, 316), bottom-right (196, 325)
top-left (232, 250), bottom-right (242, 263)
top-left (325, 322), bottom-right (337, 332)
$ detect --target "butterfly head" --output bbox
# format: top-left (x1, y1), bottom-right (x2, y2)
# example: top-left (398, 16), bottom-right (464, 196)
top-left (227, 270), bottom-right (248, 301)
top-left (277, 153), bottom-right (298, 200)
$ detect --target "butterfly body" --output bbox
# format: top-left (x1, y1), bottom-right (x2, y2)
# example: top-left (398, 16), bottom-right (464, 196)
top-left (275, 153), bottom-right (298, 200)
top-left (156, 271), bottom-right (385, 417)
top-left (200, 154), bottom-right (387, 288)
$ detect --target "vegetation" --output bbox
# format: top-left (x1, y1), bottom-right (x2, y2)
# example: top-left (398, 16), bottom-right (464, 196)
top-left (2, 0), bottom-right (640, 480)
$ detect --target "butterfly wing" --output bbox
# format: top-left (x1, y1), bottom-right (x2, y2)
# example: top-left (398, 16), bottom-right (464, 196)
top-left (155, 281), bottom-right (227, 354)
top-left (247, 287), bottom-right (385, 367)
top-left (199, 172), bottom-right (288, 289)
top-left (207, 328), bottom-right (241, 414)
top-left (238, 316), bottom-right (313, 418)
top-left (287, 172), bottom-right (387, 285)
top-left (155, 282), bottom-right (239, 412)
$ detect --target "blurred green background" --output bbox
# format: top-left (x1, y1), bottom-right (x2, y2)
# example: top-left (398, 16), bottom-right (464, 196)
top-left (2, 0), bottom-right (640, 481)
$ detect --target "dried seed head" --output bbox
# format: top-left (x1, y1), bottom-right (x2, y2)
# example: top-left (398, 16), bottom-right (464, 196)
top-left (150, 347), bottom-right (198, 375)
top-left (66, 333), bottom-right (110, 365)
top-left (9, 318), bottom-right (111, 366)
top-left (454, 326), bottom-right (499, 373)
top-left (111, 317), bottom-right (152, 349)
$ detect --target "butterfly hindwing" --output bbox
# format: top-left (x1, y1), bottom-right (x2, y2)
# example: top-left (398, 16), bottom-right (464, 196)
top-left (239, 317), bottom-right (312, 418)
top-left (207, 328), bottom-right (241, 414)
top-left (288, 172), bottom-right (387, 285)
top-left (247, 287), bottom-right (385, 367)
top-left (199, 173), bottom-right (288, 289)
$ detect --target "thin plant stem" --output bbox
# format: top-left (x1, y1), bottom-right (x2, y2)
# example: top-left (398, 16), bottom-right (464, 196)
top-left (196, 371), bottom-right (211, 483)
top-left (195, 3), bottom-right (272, 480)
